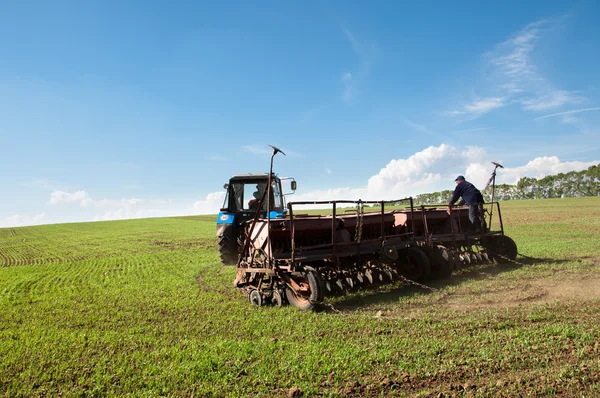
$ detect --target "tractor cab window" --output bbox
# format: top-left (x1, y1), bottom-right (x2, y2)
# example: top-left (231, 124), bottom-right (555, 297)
top-left (245, 183), bottom-right (265, 211)
top-left (228, 179), bottom-right (282, 213)
top-left (271, 180), bottom-right (283, 211)
top-left (229, 181), bottom-right (267, 212)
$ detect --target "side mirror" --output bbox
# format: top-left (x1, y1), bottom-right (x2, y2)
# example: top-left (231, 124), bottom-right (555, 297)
top-left (291, 181), bottom-right (297, 191)
top-left (223, 183), bottom-right (229, 190)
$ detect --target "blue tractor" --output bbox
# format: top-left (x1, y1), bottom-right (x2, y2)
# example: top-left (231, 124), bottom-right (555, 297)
top-left (216, 172), bottom-right (296, 265)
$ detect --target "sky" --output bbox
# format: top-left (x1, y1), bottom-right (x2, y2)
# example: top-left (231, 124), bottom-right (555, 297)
top-left (1, 0), bottom-right (599, 227)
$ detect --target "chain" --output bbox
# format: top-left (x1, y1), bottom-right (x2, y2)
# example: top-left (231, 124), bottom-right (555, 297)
top-left (354, 201), bottom-right (364, 243)
top-left (307, 274), bottom-right (446, 316)
top-left (487, 250), bottom-right (528, 267)
top-left (397, 275), bottom-right (441, 293)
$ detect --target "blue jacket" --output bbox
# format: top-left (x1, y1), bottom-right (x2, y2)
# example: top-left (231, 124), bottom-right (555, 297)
top-left (449, 181), bottom-right (483, 205)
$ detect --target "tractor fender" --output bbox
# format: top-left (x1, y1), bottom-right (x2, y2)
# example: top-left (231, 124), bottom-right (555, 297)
top-left (216, 223), bottom-right (234, 238)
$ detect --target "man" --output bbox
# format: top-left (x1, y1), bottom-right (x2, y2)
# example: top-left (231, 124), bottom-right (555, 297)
top-left (448, 175), bottom-right (484, 233)
top-left (248, 185), bottom-right (262, 211)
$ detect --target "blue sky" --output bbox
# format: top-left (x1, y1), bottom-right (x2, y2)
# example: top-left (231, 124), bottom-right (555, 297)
top-left (1, 0), bottom-right (599, 226)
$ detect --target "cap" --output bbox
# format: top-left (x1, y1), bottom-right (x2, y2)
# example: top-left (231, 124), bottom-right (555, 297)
top-left (455, 175), bottom-right (465, 181)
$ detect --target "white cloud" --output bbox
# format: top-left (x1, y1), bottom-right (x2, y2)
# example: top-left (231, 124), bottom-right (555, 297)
top-left (532, 107), bottom-right (600, 121)
top-left (488, 18), bottom-right (589, 113)
top-left (0, 213), bottom-right (47, 228)
top-left (520, 90), bottom-right (583, 111)
top-left (445, 97), bottom-right (506, 119)
top-left (326, 168), bottom-right (332, 175)
top-left (492, 156), bottom-right (599, 185)
top-left (5, 146), bottom-right (598, 228)
top-left (490, 19), bottom-right (547, 81)
top-left (292, 145), bottom-right (599, 205)
top-left (446, 17), bottom-right (588, 118)
top-left (365, 144), bottom-right (488, 198)
top-left (193, 191), bottom-right (226, 214)
top-left (91, 206), bottom-right (185, 222)
top-left (49, 190), bottom-right (89, 204)
top-left (464, 97), bottom-right (506, 115)
top-left (50, 190), bottom-right (144, 208)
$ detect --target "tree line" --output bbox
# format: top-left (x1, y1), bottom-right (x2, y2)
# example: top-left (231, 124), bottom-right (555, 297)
top-left (409, 163), bottom-right (600, 205)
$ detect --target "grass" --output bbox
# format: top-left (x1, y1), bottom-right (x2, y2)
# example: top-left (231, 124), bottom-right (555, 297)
top-left (1, 197), bottom-right (599, 396)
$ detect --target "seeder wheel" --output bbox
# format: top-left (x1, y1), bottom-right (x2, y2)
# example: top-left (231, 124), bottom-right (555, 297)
top-left (395, 247), bottom-right (431, 282)
top-left (271, 290), bottom-right (285, 307)
top-left (428, 245), bottom-right (453, 279)
top-left (248, 290), bottom-right (263, 307)
top-left (285, 269), bottom-right (323, 311)
top-left (486, 235), bottom-right (518, 262)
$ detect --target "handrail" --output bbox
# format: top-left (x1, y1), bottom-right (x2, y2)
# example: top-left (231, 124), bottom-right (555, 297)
top-left (287, 198), bottom-right (414, 267)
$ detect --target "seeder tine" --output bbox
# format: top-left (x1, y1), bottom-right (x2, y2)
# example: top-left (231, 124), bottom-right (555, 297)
top-left (345, 277), bottom-right (354, 289)
top-left (325, 281), bottom-right (333, 293)
top-left (383, 268), bottom-right (393, 281)
top-left (364, 269), bottom-right (374, 284)
top-left (356, 272), bottom-right (364, 284)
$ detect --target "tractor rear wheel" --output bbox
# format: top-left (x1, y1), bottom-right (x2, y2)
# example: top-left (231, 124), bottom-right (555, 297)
top-left (218, 234), bottom-right (238, 265)
top-left (285, 269), bottom-right (323, 311)
top-left (396, 247), bottom-right (431, 282)
top-left (487, 235), bottom-right (518, 262)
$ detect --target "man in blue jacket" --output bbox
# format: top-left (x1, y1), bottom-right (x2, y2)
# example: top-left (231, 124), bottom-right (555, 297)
top-left (448, 175), bottom-right (484, 233)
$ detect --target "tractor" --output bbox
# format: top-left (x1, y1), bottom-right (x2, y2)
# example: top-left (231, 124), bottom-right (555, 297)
top-left (217, 145), bottom-right (518, 311)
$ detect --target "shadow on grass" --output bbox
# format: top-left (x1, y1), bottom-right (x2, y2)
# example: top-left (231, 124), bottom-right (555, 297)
top-left (325, 256), bottom-right (573, 312)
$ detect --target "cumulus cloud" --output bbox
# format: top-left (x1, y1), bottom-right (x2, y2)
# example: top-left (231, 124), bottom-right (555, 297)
top-left (293, 144), bottom-right (599, 204)
top-left (49, 190), bottom-right (144, 208)
top-left (365, 144), bottom-right (487, 198)
top-left (4, 146), bottom-right (598, 228)
top-left (0, 213), bottom-right (47, 228)
top-left (49, 190), bottom-right (89, 205)
top-left (91, 206), bottom-right (184, 222)
top-left (193, 191), bottom-right (226, 214)
top-left (494, 156), bottom-right (599, 184)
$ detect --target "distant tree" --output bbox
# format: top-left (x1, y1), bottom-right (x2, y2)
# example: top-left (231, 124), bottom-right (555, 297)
top-left (406, 163), bottom-right (600, 204)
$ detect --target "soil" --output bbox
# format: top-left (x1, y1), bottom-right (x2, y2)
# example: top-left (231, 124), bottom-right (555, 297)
top-left (442, 275), bottom-right (600, 312)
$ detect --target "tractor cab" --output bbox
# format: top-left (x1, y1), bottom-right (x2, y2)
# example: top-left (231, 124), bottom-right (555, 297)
top-left (216, 173), bottom-right (296, 265)
top-left (219, 173), bottom-right (293, 220)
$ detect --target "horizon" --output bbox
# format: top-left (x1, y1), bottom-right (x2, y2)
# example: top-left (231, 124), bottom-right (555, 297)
top-left (2, 1), bottom-right (599, 228)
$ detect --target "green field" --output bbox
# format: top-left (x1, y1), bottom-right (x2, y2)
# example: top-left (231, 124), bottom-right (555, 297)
top-left (1, 198), bottom-right (600, 396)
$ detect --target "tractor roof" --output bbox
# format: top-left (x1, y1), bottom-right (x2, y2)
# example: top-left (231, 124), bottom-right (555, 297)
top-left (230, 173), bottom-right (277, 181)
